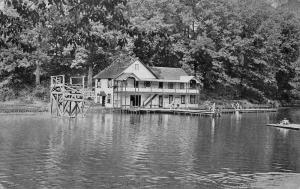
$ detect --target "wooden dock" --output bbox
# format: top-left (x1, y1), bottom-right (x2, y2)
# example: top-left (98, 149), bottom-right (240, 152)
top-left (118, 108), bottom-right (217, 116)
top-left (221, 108), bottom-right (277, 114)
top-left (115, 107), bottom-right (277, 116)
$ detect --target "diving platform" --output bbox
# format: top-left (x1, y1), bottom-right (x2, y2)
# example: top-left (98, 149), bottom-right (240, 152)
top-left (50, 75), bottom-right (95, 117)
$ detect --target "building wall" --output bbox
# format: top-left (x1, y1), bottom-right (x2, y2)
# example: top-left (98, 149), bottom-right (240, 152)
top-left (95, 79), bottom-right (114, 108)
top-left (147, 94), bottom-right (198, 109)
top-left (123, 60), bottom-right (156, 79)
top-left (114, 93), bottom-right (199, 109)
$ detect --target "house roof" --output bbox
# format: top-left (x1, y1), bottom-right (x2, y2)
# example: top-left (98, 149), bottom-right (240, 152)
top-left (150, 67), bottom-right (188, 80)
top-left (115, 73), bottom-right (140, 81)
top-left (93, 56), bottom-right (137, 79)
top-left (180, 76), bottom-right (200, 83)
top-left (93, 57), bottom-right (193, 81)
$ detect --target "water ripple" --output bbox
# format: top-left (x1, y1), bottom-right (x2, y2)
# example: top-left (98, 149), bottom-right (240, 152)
top-left (0, 111), bottom-right (298, 188)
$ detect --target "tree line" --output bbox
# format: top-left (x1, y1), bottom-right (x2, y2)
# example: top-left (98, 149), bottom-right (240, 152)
top-left (0, 0), bottom-right (300, 102)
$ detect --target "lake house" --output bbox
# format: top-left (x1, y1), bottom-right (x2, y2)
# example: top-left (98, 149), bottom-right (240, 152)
top-left (93, 57), bottom-right (200, 109)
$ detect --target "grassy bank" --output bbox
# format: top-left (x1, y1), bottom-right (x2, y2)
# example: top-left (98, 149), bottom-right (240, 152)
top-left (0, 100), bottom-right (49, 113)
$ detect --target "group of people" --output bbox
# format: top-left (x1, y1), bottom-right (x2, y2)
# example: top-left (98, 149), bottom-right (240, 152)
top-left (231, 102), bottom-right (242, 110)
top-left (280, 118), bottom-right (290, 125)
top-left (209, 103), bottom-right (221, 116)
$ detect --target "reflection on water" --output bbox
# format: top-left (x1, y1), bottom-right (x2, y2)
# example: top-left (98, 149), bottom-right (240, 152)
top-left (0, 109), bottom-right (299, 188)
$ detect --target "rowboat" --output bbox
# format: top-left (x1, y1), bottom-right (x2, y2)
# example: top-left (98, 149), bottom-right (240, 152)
top-left (266, 123), bottom-right (300, 130)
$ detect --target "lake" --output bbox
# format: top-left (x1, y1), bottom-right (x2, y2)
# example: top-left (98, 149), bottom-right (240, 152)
top-left (0, 109), bottom-right (299, 188)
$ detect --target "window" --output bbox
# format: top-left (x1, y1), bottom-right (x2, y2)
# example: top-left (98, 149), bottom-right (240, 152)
top-left (97, 79), bottom-right (101, 88)
top-left (134, 81), bottom-right (139, 88)
top-left (190, 95), bottom-right (196, 104)
top-left (169, 95), bottom-right (173, 104)
top-left (159, 82), bottom-right (163, 89)
top-left (135, 64), bottom-right (139, 70)
top-left (107, 94), bottom-right (111, 104)
top-left (180, 83), bottom-right (185, 89)
top-left (144, 81), bottom-right (151, 88)
top-left (168, 82), bottom-right (174, 89)
top-left (108, 79), bottom-right (113, 88)
top-left (181, 95), bottom-right (185, 104)
top-left (190, 80), bottom-right (196, 89)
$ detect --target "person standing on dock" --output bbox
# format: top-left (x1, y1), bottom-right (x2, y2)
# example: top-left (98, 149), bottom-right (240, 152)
top-left (211, 103), bottom-right (216, 112)
top-left (215, 107), bottom-right (221, 117)
top-left (236, 102), bottom-right (241, 110)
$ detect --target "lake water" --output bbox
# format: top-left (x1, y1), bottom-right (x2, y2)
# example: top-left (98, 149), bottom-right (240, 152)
top-left (0, 109), bottom-right (299, 188)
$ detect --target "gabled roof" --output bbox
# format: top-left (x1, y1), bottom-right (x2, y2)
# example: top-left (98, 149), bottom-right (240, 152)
top-left (150, 67), bottom-right (188, 80)
top-left (93, 56), bottom-right (137, 79)
top-left (94, 56), bottom-right (158, 79)
top-left (93, 56), bottom-right (194, 81)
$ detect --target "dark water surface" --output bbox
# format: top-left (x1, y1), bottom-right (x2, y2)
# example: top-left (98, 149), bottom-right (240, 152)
top-left (0, 109), bottom-right (299, 189)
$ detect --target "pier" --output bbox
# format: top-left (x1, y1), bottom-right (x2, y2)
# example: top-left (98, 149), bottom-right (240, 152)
top-left (113, 107), bottom-right (277, 116)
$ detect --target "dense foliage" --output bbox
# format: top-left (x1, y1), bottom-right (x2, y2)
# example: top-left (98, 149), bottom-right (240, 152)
top-left (0, 0), bottom-right (300, 102)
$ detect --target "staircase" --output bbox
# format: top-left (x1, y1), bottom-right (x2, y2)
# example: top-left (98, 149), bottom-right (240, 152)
top-left (143, 94), bottom-right (157, 107)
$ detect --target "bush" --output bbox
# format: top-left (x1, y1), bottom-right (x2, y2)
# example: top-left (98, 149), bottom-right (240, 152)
top-left (19, 95), bottom-right (34, 104)
top-left (0, 88), bottom-right (16, 101)
top-left (33, 86), bottom-right (49, 100)
top-left (242, 85), bottom-right (267, 103)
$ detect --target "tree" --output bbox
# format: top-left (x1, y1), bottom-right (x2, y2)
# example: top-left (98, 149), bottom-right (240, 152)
top-left (56, 0), bottom-right (129, 88)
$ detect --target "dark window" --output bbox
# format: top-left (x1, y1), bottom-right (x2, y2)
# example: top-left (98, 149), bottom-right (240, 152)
top-left (190, 95), bottom-right (196, 104)
top-left (181, 95), bottom-right (185, 104)
top-left (180, 83), bottom-right (185, 89)
top-left (190, 80), bottom-right (196, 89)
top-left (169, 95), bottom-right (174, 104)
top-left (97, 79), bottom-right (101, 88)
top-left (134, 81), bottom-right (139, 88)
top-left (168, 83), bottom-right (174, 89)
top-left (144, 81), bottom-right (151, 87)
top-left (159, 82), bottom-right (163, 89)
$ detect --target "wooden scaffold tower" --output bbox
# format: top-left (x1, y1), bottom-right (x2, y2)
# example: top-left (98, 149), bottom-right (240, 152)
top-left (50, 75), bottom-right (95, 118)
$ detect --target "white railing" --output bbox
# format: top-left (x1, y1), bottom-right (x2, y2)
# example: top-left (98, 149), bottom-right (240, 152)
top-left (51, 75), bottom-right (65, 87)
top-left (117, 87), bottom-right (198, 94)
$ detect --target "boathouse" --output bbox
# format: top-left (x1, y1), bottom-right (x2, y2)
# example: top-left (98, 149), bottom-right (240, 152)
top-left (93, 56), bottom-right (200, 109)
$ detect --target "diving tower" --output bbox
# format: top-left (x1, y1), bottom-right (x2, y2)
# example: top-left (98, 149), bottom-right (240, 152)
top-left (50, 75), bottom-right (95, 117)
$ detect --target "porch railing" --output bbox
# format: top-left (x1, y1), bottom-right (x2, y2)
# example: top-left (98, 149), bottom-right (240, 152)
top-left (116, 87), bottom-right (198, 94)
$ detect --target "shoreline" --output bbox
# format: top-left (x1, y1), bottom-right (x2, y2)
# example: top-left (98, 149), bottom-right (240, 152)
top-left (0, 99), bottom-right (292, 115)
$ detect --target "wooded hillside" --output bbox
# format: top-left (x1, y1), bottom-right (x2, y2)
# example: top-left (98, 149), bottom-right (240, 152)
top-left (0, 0), bottom-right (300, 102)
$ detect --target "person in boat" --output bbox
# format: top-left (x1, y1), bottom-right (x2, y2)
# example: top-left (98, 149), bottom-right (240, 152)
top-left (280, 118), bottom-right (290, 125)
